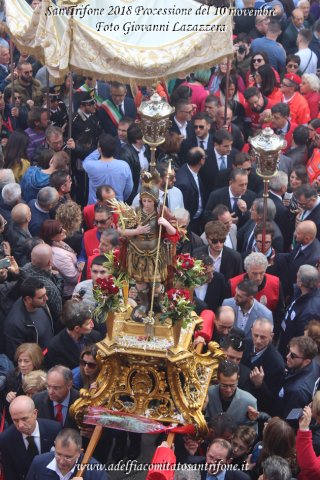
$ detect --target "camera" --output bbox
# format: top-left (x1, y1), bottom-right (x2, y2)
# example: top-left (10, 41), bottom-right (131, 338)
top-left (238, 45), bottom-right (246, 54)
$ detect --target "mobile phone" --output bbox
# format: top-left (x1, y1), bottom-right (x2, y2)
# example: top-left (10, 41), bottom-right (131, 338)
top-left (286, 408), bottom-right (303, 421)
top-left (78, 288), bottom-right (86, 298)
top-left (251, 443), bottom-right (262, 463)
top-left (284, 192), bottom-right (293, 201)
top-left (0, 257), bottom-right (11, 269)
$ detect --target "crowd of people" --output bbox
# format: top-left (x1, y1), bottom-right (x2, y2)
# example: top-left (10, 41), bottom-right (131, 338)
top-left (0, 0), bottom-right (319, 479)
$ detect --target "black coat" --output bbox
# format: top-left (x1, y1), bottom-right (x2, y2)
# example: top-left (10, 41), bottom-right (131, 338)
top-left (279, 287), bottom-right (320, 357)
top-left (199, 147), bottom-right (236, 195)
top-left (193, 245), bottom-right (243, 282)
top-left (237, 219), bottom-right (284, 254)
top-left (214, 168), bottom-right (263, 194)
top-left (303, 203), bottom-right (320, 242)
top-left (204, 187), bottom-right (256, 228)
top-left (194, 271), bottom-right (229, 314)
top-left (5, 224), bottom-right (32, 267)
top-left (269, 191), bottom-right (295, 252)
top-left (118, 143), bottom-right (150, 203)
top-left (275, 362), bottom-right (319, 419)
top-left (285, 239), bottom-right (320, 294)
top-left (0, 418), bottom-right (61, 480)
top-left (98, 97), bottom-right (136, 136)
top-left (241, 341), bottom-right (286, 415)
top-left (44, 328), bottom-right (102, 370)
top-left (32, 388), bottom-right (80, 430)
top-left (175, 163), bottom-right (207, 220)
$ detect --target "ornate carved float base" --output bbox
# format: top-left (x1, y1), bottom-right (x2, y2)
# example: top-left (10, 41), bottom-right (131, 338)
top-left (71, 310), bottom-right (224, 437)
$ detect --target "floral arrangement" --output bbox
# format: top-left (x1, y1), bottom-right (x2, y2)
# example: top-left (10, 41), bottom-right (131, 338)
top-left (102, 248), bottom-right (129, 283)
top-left (161, 288), bottom-right (195, 327)
top-left (174, 253), bottom-right (206, 288)
top-left (93, 275), bottom-right (123, 323)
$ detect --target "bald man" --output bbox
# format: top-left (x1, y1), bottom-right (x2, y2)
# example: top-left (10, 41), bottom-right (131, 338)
top-left (194, 305), bottom-right (238, 347)
top-left (22, 243), bottom-right (64, 324)
top-left (5, 203), bottom-right (32, 266)
top-left (0, 395), bottom-right (60, 480)
top-left (282, 8), bottom-right (307, 54)
top-left (286, 220), bottom-right (320, 293)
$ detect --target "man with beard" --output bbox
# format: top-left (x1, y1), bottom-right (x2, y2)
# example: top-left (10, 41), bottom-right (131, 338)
top-left (243, 87), bottom-right (275, 139)
top-left (5, 61), bottom-right (42, 106)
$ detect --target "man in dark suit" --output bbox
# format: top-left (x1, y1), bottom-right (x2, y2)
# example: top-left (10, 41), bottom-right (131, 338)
top-left (118, 123), bottom-right (150, 204)
top-left (194, 220), bottom-right (243, 282)
top-left (199, 128), bottom-right (235, 195)
top-left (269, 172), bottom-right (295, 252)
top-left (285, 220), bottom-right (320, 295)
top-left (199, 438), bottom-right (250, 479)
top-left (175, 146), bottom-right (207, 235)
top-left (204, 168), bottom-right (256, 228)
top-left (282, 8), bottom-right (307, 54)
top-left (169, 98), bottom-right (194, 140)
top-left (179, 112), bottom-right (215, 171)
top-left (211, 105), bottom-right (244, 152)
top-left (241, 318), bottom-right (285, 415)
top-left (295, 184), bottom-right (320, 241)
top-left (32, 365), bottom-right (79, 430)
top-left (99, 81), bottom-right (136, 137)
top-left (26, 428), bottom-right (108, 480)
top-left (0, 395), bottom-right (61, 480)
top-left (237, 198), bottom-right (284, 254)
top-left (214, 152), bottom-right (263, 194)
top-left (193, 253), bottom-right (229, 314)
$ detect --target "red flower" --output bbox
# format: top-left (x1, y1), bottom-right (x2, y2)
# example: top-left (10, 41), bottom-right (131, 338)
top-left (177, 254), bottom-right (195, 270)
top-left (95, 275), bottom-right (119, 294)
top-left (167, 288), bottom-right (190, 302)
top-left (113, 248), bottom-right (120, 264)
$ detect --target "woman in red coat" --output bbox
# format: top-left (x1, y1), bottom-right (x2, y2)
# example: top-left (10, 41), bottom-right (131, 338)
top-left (297, 405), bottom-right (320, 480)
top-left (300, 74), bottom-right (320, 120)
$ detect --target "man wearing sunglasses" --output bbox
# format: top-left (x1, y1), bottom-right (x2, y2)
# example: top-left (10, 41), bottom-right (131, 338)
top-left (276, 336), bottom-right (318, 418)
top-left (295, 185), bottom-right (320, 241)
top-left (194, 220), bottom-right (243, 282)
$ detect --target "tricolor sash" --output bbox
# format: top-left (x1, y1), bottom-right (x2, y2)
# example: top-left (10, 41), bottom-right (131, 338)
top-left (100, 99), bottom-right (122, 127)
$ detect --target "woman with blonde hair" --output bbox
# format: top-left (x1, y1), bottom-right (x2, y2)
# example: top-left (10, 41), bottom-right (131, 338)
top-left (22, 370), bottom-right (47, 397)
top-left (55, 200), bottom-right (83, 256)
top-left (5, 343), bottom-right (43, 404)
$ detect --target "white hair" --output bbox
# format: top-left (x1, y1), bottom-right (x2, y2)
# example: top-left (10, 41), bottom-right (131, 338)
top-left (302, 74), bottom-right (320, 92)
top-left (2, 183), bottom-right (21, 206)
top-left (244, 252), bottom-right (268, 272)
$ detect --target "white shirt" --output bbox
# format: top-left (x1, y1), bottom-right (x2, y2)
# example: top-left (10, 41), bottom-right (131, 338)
top-left (174, 117), bottom-right (187, 138)
top-left (195, 283), bottom-right (208, 301)
top-left (297, 48), bottom-right (318, 75)
top-left (224, 233), bottom-right (233, 249)
top-left (187, 165), bottom-right (202, 218)
top-left (22, 421), bottom-right (41, 454)
top-left (46, 456), bottom-right (77, 480)
top-left (208, 248), bottom-right (223, 273)
top-left (132, 144), bottom-right (149, 171)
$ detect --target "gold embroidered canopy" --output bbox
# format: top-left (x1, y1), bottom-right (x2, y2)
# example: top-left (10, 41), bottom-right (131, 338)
top-left (5, 0), bottom-right (233, 84)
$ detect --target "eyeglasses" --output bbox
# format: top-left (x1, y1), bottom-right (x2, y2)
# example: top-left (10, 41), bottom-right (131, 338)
top-left (207, 238), bottom-right (226, 244)
top-left (287, 348), bottom-right (305, 360)
top-left (287, 63), bottom-right (299, 69)
top-left (253, 58), bottom-right (263, 63)
top-left (80, 359), bottom-right (97, 369)
top-left (55, 451), bottom-right (79, 463)
top-left (194, 125), bottom-right (205, 130)
top-left (219, 383), bottom-right (238, 389)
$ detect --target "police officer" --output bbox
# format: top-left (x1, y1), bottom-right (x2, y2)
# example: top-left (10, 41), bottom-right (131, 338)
top-left (71, 89), bottom-right (101, 205)
top-left (47, 85), bottom-right (68, 130)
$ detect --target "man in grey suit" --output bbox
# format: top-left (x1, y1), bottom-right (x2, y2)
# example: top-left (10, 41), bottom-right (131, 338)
top-left (222, 279), bottom-right (273, 338)
top-left (206, 360), bottom-right (257, 429)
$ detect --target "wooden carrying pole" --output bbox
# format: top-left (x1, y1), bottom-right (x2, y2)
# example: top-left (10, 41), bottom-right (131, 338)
top-left (74, 425), bottom-right (103, 478)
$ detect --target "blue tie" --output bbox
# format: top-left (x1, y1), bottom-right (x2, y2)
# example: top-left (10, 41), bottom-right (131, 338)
top-left (220, 156), bottom-right (227, 170)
